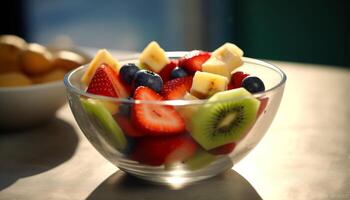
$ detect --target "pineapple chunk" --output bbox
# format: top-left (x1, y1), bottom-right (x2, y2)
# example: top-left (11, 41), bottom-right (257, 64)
top-left (190, 71), bottom-right (228, 98)
top-left (212, 42), bottom-right (243, 70)
top-left (183, 92), bottom-right (199, 100)
top-left (139, 41), bottom-right (169, 73)
top-left (81, 49), bottom-right (121, 86)
top-left (202, 56), bottom-right (233, 79)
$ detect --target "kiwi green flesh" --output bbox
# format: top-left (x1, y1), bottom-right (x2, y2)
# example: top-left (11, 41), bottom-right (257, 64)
top-left (80, 98), bottom-right (127, 150)
top-left (191, 91), bottom-right (260, 150)
top-left (184, 150), bottom-right (216, 170)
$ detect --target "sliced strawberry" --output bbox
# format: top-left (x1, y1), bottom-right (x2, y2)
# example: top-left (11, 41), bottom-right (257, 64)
top-left (178, 51), bottom-right (211, 74)
top-left (210, 143), bottom-right (236, 155)
top-left (130, 135), bottom-right (197, 166)
top-left (228, 71), bottom-right (249, 90)
top-left (161, 76), bottom-right (193, 100)
top-left (87, 63), bottom-right (130, 98)
top-left (132, 86), bottom-right (185, 135)
top-left (257, 97), bottom-right (269, 118)
top-left (114, 115), bottom-right (145, 137)
top-left (158, 60), bottom-right (178, 83)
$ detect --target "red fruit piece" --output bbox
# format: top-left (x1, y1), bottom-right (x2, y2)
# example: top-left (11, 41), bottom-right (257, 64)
top-left (115, 115), bottom-right (145, 137)
top-left (132, 86), bottom-right (185, 135)
top-left (257, 97), bottom-right (269, 118)
top-left (210, 143), bottom-right (236, 155)
top-left (87, 63), bottom-right (129, 98)
top-left (131, 136), bottom-right (197, 166)
top-left (161, 76), bottom-right (193, 100)
top-left (178, 51), bottom-right (211, 74)
top-left (158, 60), bottom-right (178, 83)
top-left (228, 71), bottom-right (249, 90)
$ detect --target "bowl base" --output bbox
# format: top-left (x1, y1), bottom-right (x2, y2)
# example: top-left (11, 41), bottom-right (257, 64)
top-left (118, 156), bottom-right (233, 187)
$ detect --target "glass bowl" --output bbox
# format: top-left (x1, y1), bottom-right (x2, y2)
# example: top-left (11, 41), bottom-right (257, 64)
top-left (64, 52), bottom-right (286, 185)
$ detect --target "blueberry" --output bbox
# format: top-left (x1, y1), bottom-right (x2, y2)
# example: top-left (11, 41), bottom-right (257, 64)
top-left (133, 70), bottom-right (163, 92)
top-left (120, 63), bottom-right (140, 85)
top-left (170, 67), bottom-right (189, 79)
top-left (242, 76), bottom-right (265, 93)
top-left (119, 97), bottom-right (133, 117)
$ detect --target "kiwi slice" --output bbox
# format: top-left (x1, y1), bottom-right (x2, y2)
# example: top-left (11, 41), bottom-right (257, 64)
top-left (191, 88), bottom-right (260, 150)
top-left (184, 149), bottom-right (216, 170)
top-left (80, 98), bottom-right (127, 150)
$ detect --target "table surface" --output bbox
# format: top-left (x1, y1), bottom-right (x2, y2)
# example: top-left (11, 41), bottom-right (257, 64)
top-left (1, 51), bottom-right (350, 200)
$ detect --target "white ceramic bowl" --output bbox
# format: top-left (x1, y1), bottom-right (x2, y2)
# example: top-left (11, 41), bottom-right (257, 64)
top-left (0, 81), bottom-right (66, 130)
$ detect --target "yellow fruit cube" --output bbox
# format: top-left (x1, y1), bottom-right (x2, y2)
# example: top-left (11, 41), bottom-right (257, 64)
top-left (139, 41), bottom-right (169, 73)
top-left (81, 49), bottom-right (121, 86)
top-left (190, 71), bottom-right (228, 98)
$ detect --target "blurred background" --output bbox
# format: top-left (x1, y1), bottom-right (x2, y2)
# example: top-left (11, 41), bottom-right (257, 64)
top-left (1, 0), bottom-right (349, 67)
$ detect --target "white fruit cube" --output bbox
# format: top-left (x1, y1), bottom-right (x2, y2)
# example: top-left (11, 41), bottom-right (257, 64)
top-left (190, 71), bottom-right (228, 98)
top-left (202, 56), bottom-right (232, 79)
top-left (139, 41), bottom-right (169, 73)
top-left (213, 42), bottom-right (244, 69)
top-left (81, 49), bottom-right (121, 85)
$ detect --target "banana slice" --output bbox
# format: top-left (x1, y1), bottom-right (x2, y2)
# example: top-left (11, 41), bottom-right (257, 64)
top-left (139, 41), bottom-right (169, 73)
top-left (81, 49), bottom-right (121, 86)
top-left (202, 56), bottom-right (232, 79)
top-left (190, 71), bottom-right (228, 98)
top-left (212, 42), bottom-right (243, 68)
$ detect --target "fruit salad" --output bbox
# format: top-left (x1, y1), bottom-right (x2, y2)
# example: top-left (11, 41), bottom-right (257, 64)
top-left (80, 41), bottom-right (268, 170)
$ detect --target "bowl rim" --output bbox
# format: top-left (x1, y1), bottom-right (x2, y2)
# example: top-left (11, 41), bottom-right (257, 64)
top-left (64, 51), bottom-right (287, 105)
top-left (0, 80), bottom-right (64, 92)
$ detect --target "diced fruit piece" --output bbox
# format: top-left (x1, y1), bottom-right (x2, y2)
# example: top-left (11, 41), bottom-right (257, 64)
top-left (139, 41), bottom-right (169, 73)
top-left (242, 76), bottom-right (265, 93)
top-left (184, 149), bottom-right (216, 170)
top-left (178, 51), bottom-right (211, 74)
top-left (81, 49), bottom-right (121, 85)
top-left (98, 100), bottom-right (119, 115)
top-left (190, 71), bottom-right (228, 99)
top-left (131, 135), bottom-right (197, 166)
top-left (80, 98), bottom-right (127, 150)
top-left (170, 67), bottom-right (189, 79)
top-left (133, 70), bottom-right (163, 93)
top-left (158, 60), bottom-right (178, 82)
top-left (132, 86), bottom-right (185, 135)
top-left (228, 71), bottom-right (249, 90)
top-left (86, 63), bottom-right (129, 98)
top-left (115, 115), bottom-right (145, 137)
top-left (183, 92), bottom-right (199, 100)
top-left (120, 63), bottom-right (140, 85)
top-left (190, 88), bottom-right (260, 150)
top-left (209, 143), bottom-right (236, 155)
top-left (176, 92), bottom-right (200, 130)
top-left (257, 97), bottom-right (269, 117)
top-left (202, 56), bottom-right (233, 79)
top-left (212, 42), bottom-right (244, 68)
top-left (161, 76), bottom-right (193, 100)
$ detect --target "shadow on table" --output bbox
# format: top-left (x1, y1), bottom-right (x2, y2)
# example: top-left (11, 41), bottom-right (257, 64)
top-left (0, 117), bottom-right (79, 191)
top-left (87, 170), bottom-right (262, 200)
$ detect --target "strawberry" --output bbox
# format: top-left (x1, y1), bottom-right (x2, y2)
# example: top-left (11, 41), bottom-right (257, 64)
top-left (132, 86), bottom-right (185, 135)
top-left (158, 60), bottom-right (178, 82)
top-left (178, 51), bottom-right (211, 74)
top-left (87, 63), bottom-right (129, 98)
top-left (161, 76), bottom-right (193, 100)
top-left (131, 135), bottom-right (197, 166)
top-left (210, 143), bottom-right (236, 155)
top-left (257, 97), bottom-right (269, 118)
top-left (114, 115), bottom-right (145, 137)
top-left (228, 71), bottom-right (249, 90)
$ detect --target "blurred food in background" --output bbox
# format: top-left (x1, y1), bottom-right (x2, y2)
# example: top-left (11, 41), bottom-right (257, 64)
top-left (0, 35), bottom-right (89, 87)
